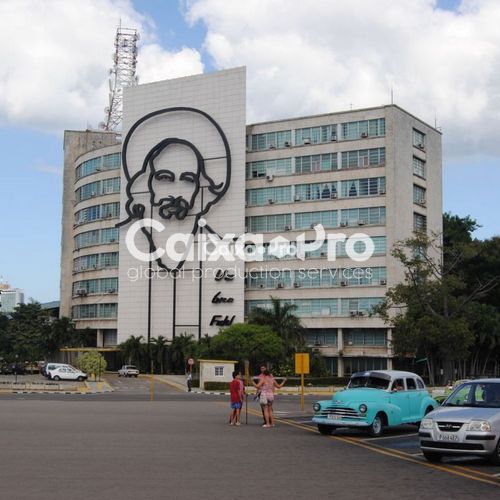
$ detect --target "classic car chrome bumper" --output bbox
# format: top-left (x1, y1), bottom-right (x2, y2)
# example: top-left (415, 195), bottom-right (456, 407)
top-left (312, 416), bottom-right (369, 428)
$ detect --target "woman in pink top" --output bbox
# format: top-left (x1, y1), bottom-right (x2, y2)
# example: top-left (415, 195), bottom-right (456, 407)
top-left (256, 370), bottom-right (286, 427)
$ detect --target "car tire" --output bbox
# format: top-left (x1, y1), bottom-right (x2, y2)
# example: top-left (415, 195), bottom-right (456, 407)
top-left (53, 376), bottom-right (61, 381)
top-left (134, 374), bottom-right (138, 378)
top-left (77, 376), bottom-right (85, 382)
top-left (489, 438), bottom-right (500, 465)
top-left (317, 424), bottom-right (333, 436)
top-left (423, 451), bottom-right (442, 463)
top-left (368, 413), bottom-right (384, 437)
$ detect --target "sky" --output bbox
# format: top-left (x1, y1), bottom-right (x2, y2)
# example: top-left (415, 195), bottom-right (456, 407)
top-left (0, 0), bottom-right (499, 303)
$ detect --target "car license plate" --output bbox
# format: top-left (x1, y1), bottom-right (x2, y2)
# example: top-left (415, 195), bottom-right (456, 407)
top-left (327, 414), bottom-right (341, 420)
top-left (438, 433), bottom-right (459, 442)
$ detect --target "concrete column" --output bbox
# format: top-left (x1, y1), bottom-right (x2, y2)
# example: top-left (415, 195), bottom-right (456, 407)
top-left (96, 329), bottom-right (104, 348)
top-left (337, 328), bottom-right (344, 377)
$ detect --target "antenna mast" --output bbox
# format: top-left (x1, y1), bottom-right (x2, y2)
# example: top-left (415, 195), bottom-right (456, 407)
top-left (101, 25), bottom-right (139, 131)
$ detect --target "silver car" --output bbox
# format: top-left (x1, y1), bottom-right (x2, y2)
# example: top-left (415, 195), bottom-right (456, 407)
top-left (419, 379), bottom-right (500, 464)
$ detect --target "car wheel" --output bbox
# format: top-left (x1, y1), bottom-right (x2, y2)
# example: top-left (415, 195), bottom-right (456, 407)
top-left (53, 376), bottom-right (60, 381)
top-left (134, 374), bottom-right (138, 378)
top-left (77, 376), bottom-right (84, 382)
top-left (423, 451), bottom-right (442, 463)
top-left (317, 424), bottom-right (333, 435)
top-left (489, 438), bottom-right (500, 465)
top-left (368, 413), bottom-right (384, 437)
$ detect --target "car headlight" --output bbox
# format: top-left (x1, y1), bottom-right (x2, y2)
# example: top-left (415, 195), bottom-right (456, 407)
top-left (359, 404), bottom-right (367, 414)
top-left (313, 403), bottom-right (321, 412)
top-left (421, 418), bottom-right (434, 429)
top-left (468, 420), bottom-right (491, 432)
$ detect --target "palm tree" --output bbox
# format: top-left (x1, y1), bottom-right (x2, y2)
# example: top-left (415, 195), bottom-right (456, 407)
top-left (169, 333), bottom-right (195, 374)
top-left (120, 335), bottom-right (145, 367)
top-left (151, 336), bottom-right (169, 374)
top-left (248, 297), bottom-right (304, 356)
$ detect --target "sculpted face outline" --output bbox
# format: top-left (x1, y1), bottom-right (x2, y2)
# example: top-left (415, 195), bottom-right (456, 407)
top-left (117, 107), bottom-right (232, 272)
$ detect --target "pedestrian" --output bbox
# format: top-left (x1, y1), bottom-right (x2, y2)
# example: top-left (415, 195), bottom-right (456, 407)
top-left (252, 363), bottom-right (269, 424)
top-left (186, 372), bottom-right (192, 392)
top-left (229, 371), bottom-right (243, 426)
top-left (256, 369), bottom-right (286, 428)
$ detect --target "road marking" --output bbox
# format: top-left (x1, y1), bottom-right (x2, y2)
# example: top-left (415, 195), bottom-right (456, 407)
top-left (248, 411), bottom-right (500, 488)
top-left (363, 432), bottom-right (418, 441)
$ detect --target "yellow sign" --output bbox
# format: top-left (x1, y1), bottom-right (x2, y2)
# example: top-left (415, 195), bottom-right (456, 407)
top-left (295, 353), bottom-right (310, 375)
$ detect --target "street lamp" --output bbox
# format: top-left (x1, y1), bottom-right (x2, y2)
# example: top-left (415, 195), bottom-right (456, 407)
top-left (14, 354), bottom-right (19, 384)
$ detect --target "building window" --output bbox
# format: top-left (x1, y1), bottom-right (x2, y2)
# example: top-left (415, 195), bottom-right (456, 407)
top-left (246, 213), bottom-right (292, 233)
top-left (339, 207), bottom-right (386, 227)
top-left (214, 366), bottom-right (224, 377)
top-left (73, 252), bottom-right (119, 272)
top-left (413, 156), bottom-right (426, 178)
top-left (246, 158), bottom-right (292, 179)
top-left (295, 125), bottom-right (337, 145)
top-left (305, 329), bottom-right (338, 347)
top-left (75, 153), bottom-right (121, 180)
top-left (343, 357), bottom-right (387, 375)
top-left (344, 329), bottom-right (387, 346)
top-left (295, 153), bottom-right (338, 174)
top-left (340, 297), bottom-right (384, 317)
top-left (103, 329), bottom-right (118, 346)
top-left (341, 147), bottom-right (386, 169)
top-left (72, 303), bottom-right (117, 319)
top-left (75, 178), bottom-right (120, 203)
top-left (340, 177), bottom-right (385, 198)
top-left (413, 212), bottom-right (427, 233)
top-left (295, 182), bottom-right (338, 201)
top-left (341, 119), bottom-right (385, 140)
top-left (73, 278), bottom-right (118, 296)
top-left (413, 184), bottom-right (426, 205)
top-left (246, 186), bottom-right (292, 206)
top-left (295, 210), bottom-right (338, 230)
top-left (251, 130), bottom-right (292, 150)
top-left (413, 128), bottom-right (425, 149)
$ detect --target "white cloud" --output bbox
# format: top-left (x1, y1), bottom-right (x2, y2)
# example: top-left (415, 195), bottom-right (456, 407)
top-left (186, 0), bottom-right (500, 158)
top-left (0, 0), bottom-right (203, 133)
top-left (34, 164), bottom-right (62, 176)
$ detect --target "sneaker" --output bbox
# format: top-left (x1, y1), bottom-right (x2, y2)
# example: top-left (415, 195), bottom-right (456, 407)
top-left (229, 422), bottom-right (234, 426)
top-left (262, 424), bottom-right (269, 428)
top-left (235, 422), bottom-right (241, 426)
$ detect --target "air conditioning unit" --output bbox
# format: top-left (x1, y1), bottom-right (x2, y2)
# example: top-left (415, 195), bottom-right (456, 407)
top-left (331, 193), bottom-right (337, 199)
top-left (379, 188), bottom-right (386, 195)
top-left (303, 138), bottom-right (311, 145)
top-left (96, 166), bottom-right (102, 171)
top-left (340, 221), bottom-right (348, 227)
top-left (349, 310), bottom-right (357, 317)
top-left (358, 220), bottom-right (366, 226)
top-left (340, 280), bottom-right (348, 286)
top-left (284, 225), bottom-right (291, 231)
top-left (108, 288), bottom-right (116, 294)
top-left (417, 143), bottom-right (425, 150)
top-left (76, 289), bottom-right (87, 296)
top-left (418, 198), bottom-right (426, 206)
top-left (284, 141), bottom-right (291, 147)
top-left (320, 251), bottom-right (327, 257)
top-left (321, 308), bottom-right (330, 316)
top-left (314, 340), bottom-right (321, 346)
top-left (293, 282), bottom-right (301, 288)
top-left (380, 279), bottom-right (387, 285)
top-left (106, 213), bottom-right (113, 218)
top-left (268, 199), bottom-right (275, 204)
top-left (109, 238), bottom-right (116, 242)
top-left (276, 282), bottom-right (284, 289)
top-left (357, 311), bottom-right (365, 316)
top-left (361, 132), bottom-right (369, 138)
top-left (310, 223), bottom-right (319, 229)
top-left (268, 143), bottom-right (276, 149)
top-left (294, 195), bottom-right (301, 202)
top-left (244, 226), bottom-right (248, 233)
top-left (92, 265), bottom-right (98, 269)
top-left (259, 284), bottom-right (265, 288)
top-left (91, 192), bottom-right (97, 197)
top-left (266, 174), bottom-right (274, 182)
top-left (331, 134), bottom-right (337, 141)
top-left (347, 341), bottom-right (353, 346)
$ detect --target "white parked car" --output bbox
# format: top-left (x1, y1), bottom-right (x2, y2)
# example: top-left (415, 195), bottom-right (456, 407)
top-left (118, 365), bottom-right (140, 377)
top-left (49, 365), bottom-right (88, 382)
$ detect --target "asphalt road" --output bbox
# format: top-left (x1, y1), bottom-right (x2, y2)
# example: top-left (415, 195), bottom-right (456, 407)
top-left (1, 377), bottom-right (499, 499)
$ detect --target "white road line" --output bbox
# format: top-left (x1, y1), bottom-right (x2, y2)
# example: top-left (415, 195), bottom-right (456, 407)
top-left (364, 432), bottom-right (418, 441)
top-left (410, 453), bottom-right (424, 456)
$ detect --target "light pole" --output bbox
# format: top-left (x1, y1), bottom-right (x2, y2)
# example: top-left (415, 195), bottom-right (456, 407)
top-left (14, 354), bottom-right (19, 384)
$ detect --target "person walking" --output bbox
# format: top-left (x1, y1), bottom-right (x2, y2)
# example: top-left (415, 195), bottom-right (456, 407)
top-left (186, 372), bottom-right (192, 392)
top-left (252, 363), bottom-right (269, 424)
top-left (256, 370), bottom-right (286, 428)
top-left (229, 371), bottom-right (244, 426)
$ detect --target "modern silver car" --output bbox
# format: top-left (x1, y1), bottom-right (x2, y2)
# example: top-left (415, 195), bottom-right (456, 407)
top-left (419, 379), bottom-right (500, 464)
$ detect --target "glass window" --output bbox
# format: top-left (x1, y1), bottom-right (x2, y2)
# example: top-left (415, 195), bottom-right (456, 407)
top-left (340, 207), bottom-right (386, 226)
top-left (413, 129), bottom-right (425, 149)
top-left (413, 156), bottom-right (426, 178)
top-left (343, 357), bottom-right (388, 375)
top-left (295, 182), bottom-right (338, 201)
top-left (413, 212), bottom-right (427, 233)
top-left (246, 158), bottom-right (292, 179)
top-left (295, 125), bottom-right (337, 145)
top-left (246, 186), bottom-right (292, 205)
top-left (406, 378), bottom-right (417, 390)
top-left (341, 119), bottom-right (385, 140)
top-left (295, 210), bottom-right (338, 230)
top-left (251, 130), bottom-right (291, 150)
top-left (75, 153), bottom-right (121, 180)
top-left (413, 184), bottom-right (426, 204)
top-left (246, 214), bottom-right (292, 233)
top-left (341, 148), bottom-right (385, 169)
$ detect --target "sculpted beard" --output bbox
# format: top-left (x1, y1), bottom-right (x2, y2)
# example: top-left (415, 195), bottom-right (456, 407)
top-left (158, 196), bottom-right (190, 220)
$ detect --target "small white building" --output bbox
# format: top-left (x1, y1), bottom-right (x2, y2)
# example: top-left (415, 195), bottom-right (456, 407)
top-left (199, 359), bottom-right (237, 390)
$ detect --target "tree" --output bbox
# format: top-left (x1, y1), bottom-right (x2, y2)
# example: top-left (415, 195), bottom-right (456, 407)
top-left (76, 351), bottom-right (107, 380)
top-left (119, 335), bottom-right (146, 369)
top-left (376, 225), bottom-right (498, 385)
top-left (151, 336), bottom-right (169, 374)
top-left (208, 323), bottom-right (283, 369)
top-left (247, 297), bottom-right (304, 357)
top-left (169, 333), bottom-right (196, 374)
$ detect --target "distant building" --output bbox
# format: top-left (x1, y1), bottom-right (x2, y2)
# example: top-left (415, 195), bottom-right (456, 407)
top-left (0, 283), bottom-right (25, 314)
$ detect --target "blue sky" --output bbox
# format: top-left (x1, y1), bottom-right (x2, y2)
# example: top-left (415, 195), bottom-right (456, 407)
top-left (0, 0), bottom-right (498, 303)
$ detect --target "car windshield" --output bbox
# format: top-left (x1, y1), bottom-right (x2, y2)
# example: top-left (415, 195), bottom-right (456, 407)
top-left (347, 376), bottom-right (390, 390)
top-left (127, 366), bottom-right (137, 370)
top-left (443, 382), bottom-right (500, 408)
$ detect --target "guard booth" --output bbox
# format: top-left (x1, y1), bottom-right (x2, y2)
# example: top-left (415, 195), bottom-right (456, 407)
top-left (198, 359), bottom-right (237, 390)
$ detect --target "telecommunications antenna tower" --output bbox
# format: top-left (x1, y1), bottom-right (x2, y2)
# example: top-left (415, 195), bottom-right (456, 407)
top-left (101, 25), bottom-right (139, 131)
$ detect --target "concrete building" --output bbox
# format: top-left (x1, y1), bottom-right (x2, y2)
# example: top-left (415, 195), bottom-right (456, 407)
top-left (0, 283), bottom-right (24, 314)
top-left (60, 67), bottom-right (442, 375)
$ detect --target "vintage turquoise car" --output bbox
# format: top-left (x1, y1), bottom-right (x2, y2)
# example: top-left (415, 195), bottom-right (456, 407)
top-left (312, 370), bottom-right (438, 437)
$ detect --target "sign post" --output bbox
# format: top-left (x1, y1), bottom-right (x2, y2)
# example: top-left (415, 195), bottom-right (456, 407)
top-left (295, 353), bottom-right (310, 411)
